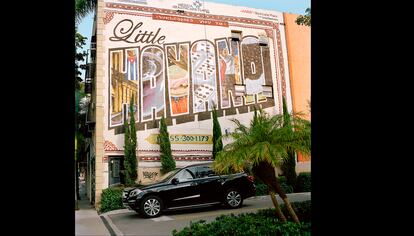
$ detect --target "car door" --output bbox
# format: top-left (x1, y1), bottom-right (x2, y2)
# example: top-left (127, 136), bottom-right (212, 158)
top-left (163, 167), bottom-right (201, 208)
top-left (196, 165), bottom-right (224, 203)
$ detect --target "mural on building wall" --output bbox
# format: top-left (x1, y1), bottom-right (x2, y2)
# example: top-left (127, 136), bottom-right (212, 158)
top-left (216, 38), bottom-right (243, 108)
top-left (166, 43), bottom-right (190, 116)
top-left (108, 35), bottom-right (277, 129)
top-left (191, 40), bottom-right (218, 113)
top-left (109, 35), bottom-right (277, 129)
top-left (141, 46), bottom-right (166, 121)
top-left (105, 1), bottom-right (289, 130)
top-left (110, 49), bottom-right (139, 126)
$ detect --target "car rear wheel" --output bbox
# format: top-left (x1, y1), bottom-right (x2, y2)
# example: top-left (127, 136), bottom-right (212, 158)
top-left (140, 195), bottom-right (163, 218)
top-left (224, 188), bottom-right (243, 208)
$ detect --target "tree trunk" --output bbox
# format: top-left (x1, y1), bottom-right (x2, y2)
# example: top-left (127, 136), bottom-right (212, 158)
top-left (253, 161), bottom-right (300, 223)
top-left (269, 190), bottom-right (286, 222)
top-left (282, 197), bottom-right (300, 223)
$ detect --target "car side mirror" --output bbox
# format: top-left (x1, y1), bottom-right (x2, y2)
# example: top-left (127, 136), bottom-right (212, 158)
top-left (171, 178), bottom-right (179, 185)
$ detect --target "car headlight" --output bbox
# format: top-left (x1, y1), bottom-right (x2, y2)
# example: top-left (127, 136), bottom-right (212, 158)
top-left (129, 189), bottom-right (142, 197)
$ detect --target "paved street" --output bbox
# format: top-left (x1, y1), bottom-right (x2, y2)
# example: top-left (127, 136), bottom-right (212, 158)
top-left (102, 192), bottom-right (311, 236)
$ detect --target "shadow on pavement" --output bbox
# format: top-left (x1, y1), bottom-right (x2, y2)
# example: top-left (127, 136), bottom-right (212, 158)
top-left (164, 203), bottom-right (253, 216)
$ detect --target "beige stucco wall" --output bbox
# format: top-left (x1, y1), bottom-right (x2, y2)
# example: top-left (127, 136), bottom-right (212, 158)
top-left (296, 162), bottom-right (311, 174)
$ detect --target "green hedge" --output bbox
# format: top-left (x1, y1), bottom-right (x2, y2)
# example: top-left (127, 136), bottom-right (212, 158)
top-left (296, 173), bottom-right (311, 192)
top-left (172, 201), bottom-right (311, 236)
top-left (254, 180), bottom-right (268, 196)
top-left (278, 176), bottom-right (294, 194)
top-left (99, 187), bottom-right (125, 213)
top-left (258, 200), bottom-right (311, 223)
top-left (254, 176), bottom-right (294, 196)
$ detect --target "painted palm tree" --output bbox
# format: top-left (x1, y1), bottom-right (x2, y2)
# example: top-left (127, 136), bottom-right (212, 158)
top-left (213, 107), bottom-right (311, 223)
top-left (75, 0), bottom-right (97, 25)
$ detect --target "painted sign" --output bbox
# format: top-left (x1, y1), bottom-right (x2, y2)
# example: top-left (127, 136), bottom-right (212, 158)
top-left (172, 0), bottom-right (210, 13)
top-left (103, 0), bottom-right (292, 151)
top-left (153, 14), bottom-right (228, 27)
top-left (108, 30), bottom-right (275, 128)
top-left (145, 134), bottom-right (213, 144)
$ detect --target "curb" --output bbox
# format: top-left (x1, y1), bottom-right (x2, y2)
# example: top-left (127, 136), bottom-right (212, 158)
top-left (100, 215), bottom-right (120, 236)
top-left (100, 210), bottom-right (131, 236)
top-left (101, 208), bottom-right (131, 216)
top-left (250, 192), bottom-right (311, 200)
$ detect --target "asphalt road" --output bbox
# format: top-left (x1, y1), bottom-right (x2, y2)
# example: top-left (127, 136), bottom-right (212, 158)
top-left (102, 192), bottom-right (311, 236)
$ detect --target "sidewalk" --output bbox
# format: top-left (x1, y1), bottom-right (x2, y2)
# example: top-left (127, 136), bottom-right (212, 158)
top-left (75, 181), bottom-right (111, 236)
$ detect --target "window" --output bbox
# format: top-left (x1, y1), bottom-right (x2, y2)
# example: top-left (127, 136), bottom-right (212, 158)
top-left (259, 35), bottom-right (268, 46)
top-left (231, 30), bottom-right (242, 42)
top-left (196, 165), bottom-right (216, 178)
top-left (175, 169), bottom-right (194, 182)
top-left (262, 85), bottom-right (274, 98)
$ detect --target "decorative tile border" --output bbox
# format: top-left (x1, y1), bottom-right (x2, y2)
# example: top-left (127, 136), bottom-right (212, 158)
top-left (140, 155), bottom-right (212, 161)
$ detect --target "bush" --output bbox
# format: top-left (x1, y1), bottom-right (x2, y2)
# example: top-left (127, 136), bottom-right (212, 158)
top-left (254, 176), bottom-right (294, 196)
top-left (172, 204), bottom-right (311, 236)
top-left (278, 176), bottom-right (294, 194)
top-left (258, 200), bottom-right (311, 223)
top-left (296, 172), bottom-right (311, 192)
top-left (254, 179), bottom-right (268, 196)
top-left (99, 187), bottom-right (125, 213)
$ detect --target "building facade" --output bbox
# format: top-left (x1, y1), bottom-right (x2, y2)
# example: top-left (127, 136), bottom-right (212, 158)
top-left (84, 0), bottom-right (310, 207)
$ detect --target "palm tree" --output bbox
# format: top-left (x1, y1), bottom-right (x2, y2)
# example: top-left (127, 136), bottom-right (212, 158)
top-left (213, 108), bottom-right (311, 223)
top-left (75, 0), bottom-right (97, 26)
top-left (281, 98), bottom-right (298, 190)
top-left (296, 8), bottom-right (311, 26)
top-left (212, 104), bottom-right (223, 159)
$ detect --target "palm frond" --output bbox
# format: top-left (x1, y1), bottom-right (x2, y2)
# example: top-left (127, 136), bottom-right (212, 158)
top-left (213, 106), bottom-right (311, 173)
top-left (75, 0), bottom-right (97, 25)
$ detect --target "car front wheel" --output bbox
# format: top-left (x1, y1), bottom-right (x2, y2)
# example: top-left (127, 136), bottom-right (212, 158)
top-left (224, 188), bottom-right (243, 208)
top-left (140, 195), bottom-right (163, 218)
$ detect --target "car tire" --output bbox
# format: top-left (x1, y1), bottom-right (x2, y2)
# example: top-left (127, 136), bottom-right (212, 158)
top-left (224, 188), bottom-right (243, 209)
top-left (139, 195), bottom-right (163, 218)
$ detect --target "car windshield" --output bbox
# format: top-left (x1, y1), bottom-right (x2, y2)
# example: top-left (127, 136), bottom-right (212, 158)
top-left (160, 168), bottom-right (181, 182)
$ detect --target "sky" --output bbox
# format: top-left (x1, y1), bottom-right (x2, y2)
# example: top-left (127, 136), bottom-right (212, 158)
top-left (77, 0), bottom-right (310, 79)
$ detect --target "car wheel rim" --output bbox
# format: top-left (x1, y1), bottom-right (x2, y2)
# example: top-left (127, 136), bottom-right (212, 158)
top-left (227, 191), bottom-right (241, 207)
top-left (143, 198), bottom-right (161, 216)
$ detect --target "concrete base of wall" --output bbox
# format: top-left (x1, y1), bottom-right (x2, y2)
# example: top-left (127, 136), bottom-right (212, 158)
top-left (296, 161), bottom-right (311, 174)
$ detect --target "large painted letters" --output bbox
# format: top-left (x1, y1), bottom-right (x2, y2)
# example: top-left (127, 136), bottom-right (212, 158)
top-left (110, 49), bottom-right (139, 126)
top-left (216, 38), bottom-right (243, 108)
top-left (141, 46), bottom-right (166, 121)
top-left (166, 43), bottom-right (190, 116)
top-left (241, 37), bottom-right (266, 103)
top-left (191, 40), bottom-right (218, 113)
top-left (109, 35), bottom-right (276, 129)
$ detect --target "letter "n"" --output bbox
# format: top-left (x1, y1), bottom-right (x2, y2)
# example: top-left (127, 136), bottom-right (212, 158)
top-left (141, 46), bottom-right (166, 121)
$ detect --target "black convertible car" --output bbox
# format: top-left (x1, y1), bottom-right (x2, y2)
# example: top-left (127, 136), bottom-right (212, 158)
top-left (122, 163), bottom-right (256, 217)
